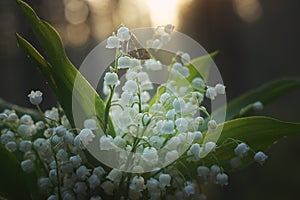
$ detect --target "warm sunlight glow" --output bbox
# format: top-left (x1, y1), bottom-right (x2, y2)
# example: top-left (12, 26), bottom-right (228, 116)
top-left (233, 0), bottom-right (262, 23)
top-left (146, 0), bottom-right (181, 26)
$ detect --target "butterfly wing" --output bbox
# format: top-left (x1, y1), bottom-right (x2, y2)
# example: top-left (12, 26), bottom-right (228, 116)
top-left (122, 32), bottom-right (151, 60)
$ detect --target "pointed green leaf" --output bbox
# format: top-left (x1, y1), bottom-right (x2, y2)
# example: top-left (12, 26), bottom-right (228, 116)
top-left (16, 0), bottom-right (115, 136)
top-left (0, 146), bottom-right (31, 200)
top-left (186, 51), bottom-right (218, 83)
top-left (206, 116), bottom-right (300, 170)
top-left (16, 33), bottom-right (57, 93)
top-left (225, 78), bottom-right (300, 120)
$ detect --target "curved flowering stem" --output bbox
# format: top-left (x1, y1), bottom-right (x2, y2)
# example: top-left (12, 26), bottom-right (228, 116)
top-left (103, 86), bottom-right (116, 135)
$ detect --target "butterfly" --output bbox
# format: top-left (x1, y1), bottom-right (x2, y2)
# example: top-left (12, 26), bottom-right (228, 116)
top-left (121, 32), bottom-right (151, 60)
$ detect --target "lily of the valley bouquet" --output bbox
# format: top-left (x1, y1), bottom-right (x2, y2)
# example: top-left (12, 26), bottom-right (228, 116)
top-left (0, 1), bottom-right (300, 200)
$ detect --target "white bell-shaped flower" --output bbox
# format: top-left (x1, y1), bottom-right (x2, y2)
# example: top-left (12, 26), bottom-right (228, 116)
top-left (160, 33), bottom-right (171, 44)
top-left (78, 128), bottom-right (95, 146)
top-left (254, 151), bottom-right (268, 165)
top-left (173, 98), bottom-right (186, 114)
top-left (106, 35), bottom-right (121, 48)
top-left (113, 136), bottom-right (126, 149)
top-left (159, 93), bottom-right (171, 104)
top-left (253, 101), bottom-right (263, 110)
top-left (216, 173), bottom-right (229, 186)
top-left (165, 136), bottom-right (180, 150)
top-left (184, 182), bottom-right (195, 197)
top-left (130, 58), bottom-right (142, 70)
top-left (164, 24), bottom-right (174, 34)
top-left (5, 141), bottom-right (17, 152)
top-left (104, 72), bottom-right (119, 86)
top-left (74, 182), bottom-right (87, 195)
top-left (106, 169), bottom-right (122, 183)
top-left (181, 53), bottom-right (191, 65)
top-left (149, 136), bottom-right (165, 149)
top-left (189, 143), bottom-right (201, 158)
top-left (151, 39), bottom-right (162, 49)
top-left (76, 165), bottom-right (90, 180)
top-left (117, 26), bottom-right (131, 41)
top-left (70, 155), bottom-right (82, 168)
top-left (141, 91), bottom-right (151, 103)
top-left (165, 150), bottom-right (179, 163)
top-left (206, 87), bottom-right (217, 100)
top-left (166, 109), bottom-right (176, 120)
top-left (141, 147), bottom-right (158, 165)
top-left (126, 71), bottom-right (138, 80)
top-left (172, 62), bottom-right (190, 77)
top-left (193, 131), bottom-right (203, 142)
top-left (28, 90), bottom-right (43, 105)
top-left (175, 118), bottom-right (188, 132)
top-left (88, 174), bottom-right (100, 190)
top-left (118, 56), bottom-right (132, 69)
top-left (210, 165), bottom-right (221, 176)
top-left (215, 83), bottom-right (226, 94)
top-left (122, 80), bottom-right (138, 94)
top-left (130, 176), bottom-right (145, 192)
top-left (21, 159), bottom-right (35, 172)
top-left (192, 77), bottom-right (205, 89)
top-left (197, 166), bottom-right (209, 177)
top-left (137, 72), bottom-right (150, 82)
top-left (146, 178), bottom-right (159, 192)
top-left (159, 173), bottom-right (171, 188)
top-left (83, 119), bottom-right (98, 130)
top-left (140, 81), bottom-right (154, 90)
top-left (234, 143), bottom-right (250, 158)
top-left (208, 119), bottom-right (218, 130)
top-left (19, 140), bottom-right (32, 152)
top-left (160, 120), bottom-right (175, 134)
top-left (99, 135), bottom-right (114, 150)
top-left (145, 59), bottom-right (162, 71)
top-left (204, 142), bottom-right (216, 154)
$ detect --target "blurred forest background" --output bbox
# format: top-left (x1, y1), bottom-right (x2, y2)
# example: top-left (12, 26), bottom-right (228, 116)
top-left (0, 0), bottom-right (299, 199)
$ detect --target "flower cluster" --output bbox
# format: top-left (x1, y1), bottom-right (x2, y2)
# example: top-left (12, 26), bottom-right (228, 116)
top-left (0, 105), bottom-right (108, 199)
top-left (0, 25), bottom-right (268, 200)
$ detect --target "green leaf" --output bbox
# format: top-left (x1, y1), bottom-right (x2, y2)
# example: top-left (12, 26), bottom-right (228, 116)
top-left (0, 146), bottom-right (31, 200)
top-left (206, 117), bottom-right (300, 170)
top-left (178, 117), bottom-right (300, 176)
top-left (225, 78), bottom-right (300, 120)
top-left (16, 0), bottom-right (115, 136)
top-left (186, 51), bottom-right (218, 83)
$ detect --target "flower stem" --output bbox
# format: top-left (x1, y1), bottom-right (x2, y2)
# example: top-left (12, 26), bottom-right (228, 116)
top-left (36, 105), bottom-right (59, 125)
top-left (103, 86), bottom-right (115, 135)
top-left (50, 136), bottom-right (63, 200)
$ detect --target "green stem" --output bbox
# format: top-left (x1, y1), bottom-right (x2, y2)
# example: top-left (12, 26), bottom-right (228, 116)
top-left (199, 106), bottom-right (211, 119)
top-left (36, 105), bottom-right (59, 125)
top-left (50, 136), bottom-right (62, 200)
top-left (103, 86), bottom-right (115, 135)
